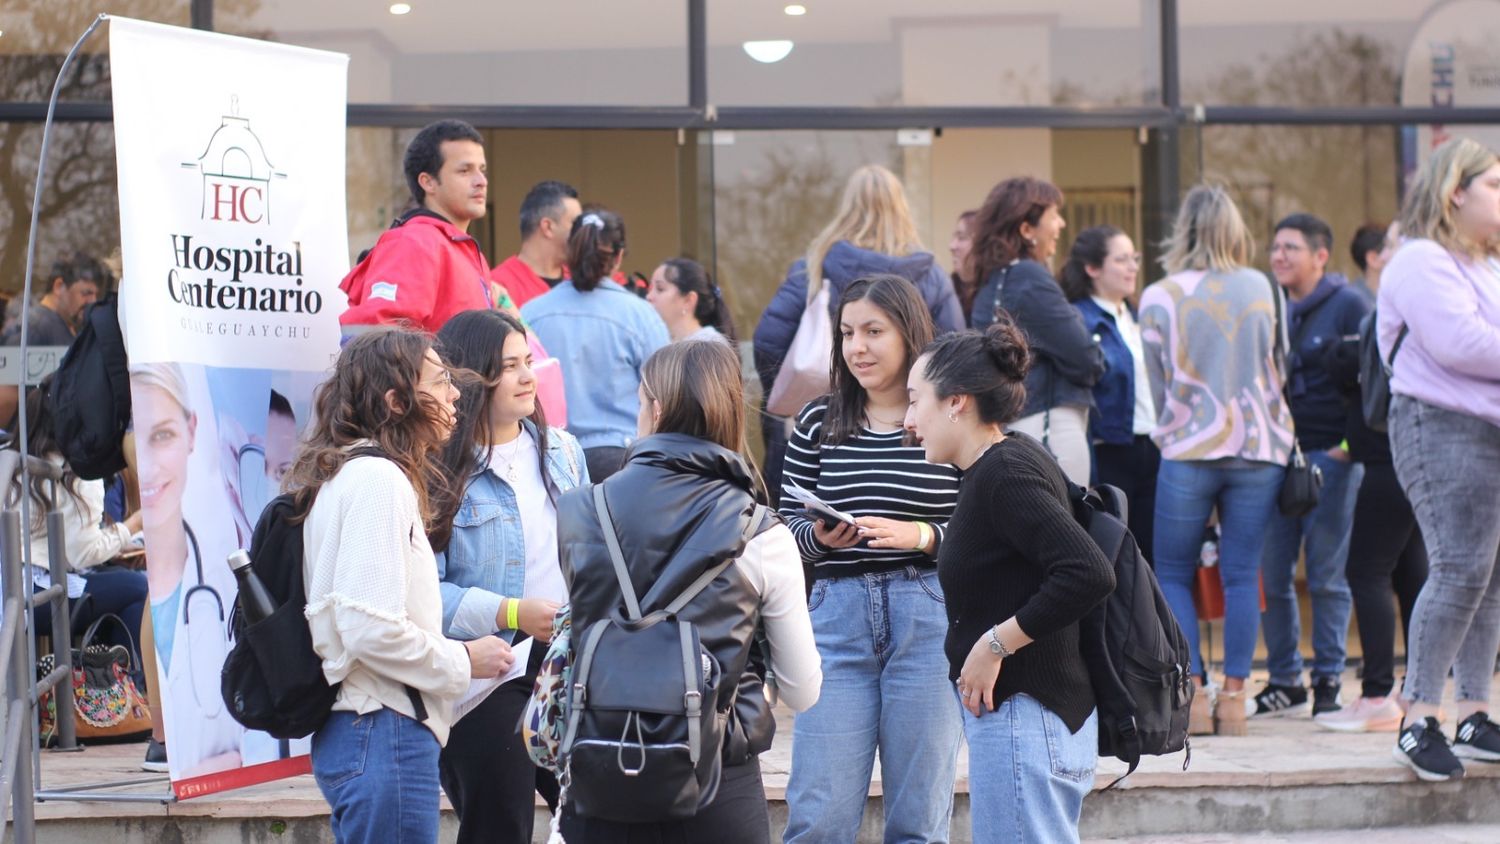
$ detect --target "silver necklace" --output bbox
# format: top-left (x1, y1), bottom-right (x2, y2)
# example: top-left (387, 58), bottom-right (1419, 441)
top-left (493, 434), bottom-right (524, 483)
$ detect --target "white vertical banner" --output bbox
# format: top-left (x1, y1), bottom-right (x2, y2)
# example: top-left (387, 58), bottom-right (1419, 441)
top-left (110, 17), bottom-right (349, 799)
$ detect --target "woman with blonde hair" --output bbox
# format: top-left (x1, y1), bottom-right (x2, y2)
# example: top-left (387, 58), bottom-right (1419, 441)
top-left (1138, 184), bottom-right (1293, 737)
top-left (753, 164), bottom-right (964, 499)
top-left (1381, 138), bottom-right (1500, 782)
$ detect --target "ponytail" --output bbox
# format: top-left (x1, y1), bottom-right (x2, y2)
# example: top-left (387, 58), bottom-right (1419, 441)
top-left (567, 209), bottom-right (626, 292)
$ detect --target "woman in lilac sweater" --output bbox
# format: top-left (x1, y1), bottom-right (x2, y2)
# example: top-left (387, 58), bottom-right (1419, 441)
top-left (1138, 184), bottom-right (1293, 737)
top-left (1381, 138), bottom-right (1500, 783)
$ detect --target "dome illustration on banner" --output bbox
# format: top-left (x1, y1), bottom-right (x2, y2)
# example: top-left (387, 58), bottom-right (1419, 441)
top-left (1401, 0), bottom-right (1500, 183)
top-left (181, 95), bottom-right (286, 225)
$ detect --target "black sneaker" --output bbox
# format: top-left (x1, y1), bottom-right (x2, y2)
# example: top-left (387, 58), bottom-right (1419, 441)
top-left (1453, 712), bottom-right (1500, 762)
top-left (141, 738), bottom-right (168, 773)
top-left (1312, 676), bottom-right (1343, 716)
top-left (1394, 717), bottom-right (1464, 782)
top-left (1248, 682), bottom-right (1309, 717)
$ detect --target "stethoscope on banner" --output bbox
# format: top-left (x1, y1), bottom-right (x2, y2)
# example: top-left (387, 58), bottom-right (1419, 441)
top-left (178, 521), bottom-right (228, 719)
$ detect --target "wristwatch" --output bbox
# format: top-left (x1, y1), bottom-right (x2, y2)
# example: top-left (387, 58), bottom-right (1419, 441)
top-left (987, 626), bottom-right (1013, 658)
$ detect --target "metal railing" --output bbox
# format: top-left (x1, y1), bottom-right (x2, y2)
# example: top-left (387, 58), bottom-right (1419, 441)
top-left (2, 449), bottom-right (77, 843)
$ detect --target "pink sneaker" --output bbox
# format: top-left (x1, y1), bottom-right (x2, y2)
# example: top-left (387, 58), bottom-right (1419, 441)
top-left (1314, 695), bottom-right (1403, 733)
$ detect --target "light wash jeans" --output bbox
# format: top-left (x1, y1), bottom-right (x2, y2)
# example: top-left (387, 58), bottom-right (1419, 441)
top-left (313, 708), bottom-right (442, 844)
top-left (783, 567), bottom-right (962, 844)
top-left (1260, 449), bottom-right (1363, 685)
top-left (1153, 459), bottom-right (1285, 679)
top-left (961, 691), bottom-right (1097, 844)
top-left (1391, 396), bottom-right (1500, 706)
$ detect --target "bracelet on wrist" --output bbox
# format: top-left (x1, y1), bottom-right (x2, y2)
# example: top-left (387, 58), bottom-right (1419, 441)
top-left (505, 597), bottom-right (520, 631)
top-left (912, 521), bottom-right (932, 552)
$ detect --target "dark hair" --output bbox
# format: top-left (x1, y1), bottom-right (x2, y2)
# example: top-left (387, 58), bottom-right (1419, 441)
top-left (6, 381), bottom-right (85, 520)
top-left (919, 319), bottom-right (1031, 427)
top-left (1350, 223), bottom-right (1387, 272)
top-left (282, 328), bottom-right (455, 525)
top-left (46, 251), bottom-right (113, 293)
top-left (429, 310), bottom-right (553, 551)
top-left (403, 119), bottom-right (484, 206)
top-left (823, 275), bottom-right (935, 445)
top-left (519, 180), bottom-right (579, 240)
top-left (659, 257), bottom-right (736, 340)
top-left (971, 177), bottom-right (1065, 285)
top-left (1058, 225), bottom-right (1124, 302)
top-left (567, 208), bottom-right (626, 292)
top-left (269, 389), bottom-right (293, 420)
top-left (1273, 212), bottom-right (1333, 255)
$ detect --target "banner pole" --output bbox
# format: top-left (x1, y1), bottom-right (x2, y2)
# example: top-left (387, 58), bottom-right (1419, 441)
top-left (16, 13), bottom-right (119, 807)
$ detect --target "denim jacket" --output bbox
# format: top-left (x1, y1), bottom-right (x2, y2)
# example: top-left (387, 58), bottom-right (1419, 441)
top-left (435, 420), bottom-right (588, 641)
top-left (1073, 297), bottom-right (1138, 446)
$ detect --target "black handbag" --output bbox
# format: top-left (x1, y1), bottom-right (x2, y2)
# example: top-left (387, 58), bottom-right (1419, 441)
top-left (1266, 277), bottom-right (1325, 517)
top-left (1278, 440), bottom-right (1323, 518)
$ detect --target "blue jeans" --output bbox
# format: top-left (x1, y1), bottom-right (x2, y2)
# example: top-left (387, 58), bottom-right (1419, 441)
top-left (1260, 450), bottom-right (1363, 685)
top-left (1153, 459), bottom-right (1285, 679)
top-left (961, 691), bottom-right (1097, 844)
top-left (783, 567), bottom-right (962, 844)
top-left (313, 708), bottom-right (442, 844)
top-left (1391, 396), bottom-right (1500, 706)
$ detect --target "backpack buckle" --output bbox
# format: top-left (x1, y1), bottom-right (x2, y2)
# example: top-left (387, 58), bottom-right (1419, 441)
top-left (573, 682), bottom-right (587, 707)
top-left (683, 689), bottom-right (702, 716)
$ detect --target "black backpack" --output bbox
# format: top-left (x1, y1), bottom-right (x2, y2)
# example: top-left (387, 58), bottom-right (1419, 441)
top-left (221, 449), bottom-right (425, 739)
top-left (559, 484), bottom-right (767, 823)
top-left (1359, 309), bottom-right (1407, 432)
top-left (48, 294), bottom-right (130, 480)
top-left (1073, 482), bottom-right (1194, 787)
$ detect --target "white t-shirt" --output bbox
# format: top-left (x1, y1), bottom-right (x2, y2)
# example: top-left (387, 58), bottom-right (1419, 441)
top-left (488, 430), bottom-right (566, 606)
top-left (1093, 296), bottom-right (1158, 436)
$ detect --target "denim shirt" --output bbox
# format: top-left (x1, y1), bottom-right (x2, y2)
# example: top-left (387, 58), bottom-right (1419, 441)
top-left (1074, 297), bottom-right (1137, 446)
top-left (435, 421), bottom-right (588, 641)
top-left (521, 280), bottom-right (670, 450)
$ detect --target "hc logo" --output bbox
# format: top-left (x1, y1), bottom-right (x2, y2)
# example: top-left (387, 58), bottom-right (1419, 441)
top-left (183, 98), bottom-right (285, 226)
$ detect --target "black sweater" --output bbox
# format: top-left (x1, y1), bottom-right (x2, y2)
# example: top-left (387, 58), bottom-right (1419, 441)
top-left (937, 434), bottom-right (1116, 732)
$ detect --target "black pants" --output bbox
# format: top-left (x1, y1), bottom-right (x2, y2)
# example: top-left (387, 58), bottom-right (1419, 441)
top-left (761, 410), bottom-right (789, 509)
top-left (560, 756), bottom-right (770, 844)
top-left (439, 643), bottom-right (558, 844)
top-left (1093, 435), bottom-right (1161, 564)
top-left (584, 446), bottom-right (629, 482)
top-left (1346, 461), bottom-right (1429, 698)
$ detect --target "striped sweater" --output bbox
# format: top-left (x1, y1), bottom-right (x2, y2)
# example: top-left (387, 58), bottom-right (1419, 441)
top-left (778, 399), bottom-right (961, 578)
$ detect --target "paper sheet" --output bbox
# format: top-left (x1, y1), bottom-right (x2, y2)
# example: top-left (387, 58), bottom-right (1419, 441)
top-left (452, 637), bottom-right (534, 722)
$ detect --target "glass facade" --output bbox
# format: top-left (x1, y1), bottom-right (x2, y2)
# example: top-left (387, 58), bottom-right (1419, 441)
top-left (0, 0), bottom-right (1485, 335)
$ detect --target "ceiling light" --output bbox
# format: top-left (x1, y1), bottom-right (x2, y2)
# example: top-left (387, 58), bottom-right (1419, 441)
top-left (389, 3), bottom-right (412, 15)
top-left (784, 4), bottom-right (807, 15)
top-left (743, 40), bottom-right (794, 63)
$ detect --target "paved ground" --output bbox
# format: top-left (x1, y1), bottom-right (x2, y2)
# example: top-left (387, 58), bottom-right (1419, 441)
top-left (1092, 827), bottom-right (1500, 843)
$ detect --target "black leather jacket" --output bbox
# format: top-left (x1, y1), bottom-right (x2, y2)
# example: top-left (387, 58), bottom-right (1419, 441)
top-left (557, 433), bottom-right (778, 766)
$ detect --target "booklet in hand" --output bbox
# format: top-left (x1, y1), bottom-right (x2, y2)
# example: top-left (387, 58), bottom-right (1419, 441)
top-left (785, 480), bottom-right (857, 527)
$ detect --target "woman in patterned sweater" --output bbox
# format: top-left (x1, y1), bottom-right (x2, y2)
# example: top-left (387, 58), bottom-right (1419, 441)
top-left (1138, 184), bottom-right (1294, 736)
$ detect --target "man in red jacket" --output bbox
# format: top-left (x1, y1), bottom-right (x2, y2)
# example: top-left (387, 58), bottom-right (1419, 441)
top-left (339, 120), bottom-right (494, 334)
top-left (489, 180), bottom-right (580, 308)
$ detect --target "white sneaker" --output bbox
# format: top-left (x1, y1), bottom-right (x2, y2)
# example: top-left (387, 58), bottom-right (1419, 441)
top-left (1315, 695), bottom-right (1403, 733)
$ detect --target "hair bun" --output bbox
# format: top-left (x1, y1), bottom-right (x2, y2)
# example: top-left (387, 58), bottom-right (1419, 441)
top-left (983, 316), bottom-right (1031, 382)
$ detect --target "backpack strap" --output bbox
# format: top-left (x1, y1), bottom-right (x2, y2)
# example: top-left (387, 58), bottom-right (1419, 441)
top-left (593, 484), bottom-right (643, 621)
top-left (661, 504), bottom-right (769, 616)
top-left (679, 621), bottom-right (703, 765)
top-left (560, 620), bottom-right (612, 754)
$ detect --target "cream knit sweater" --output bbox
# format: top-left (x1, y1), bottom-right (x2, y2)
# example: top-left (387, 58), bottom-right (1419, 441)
top-left (303, 454), bottom-right (471, 745)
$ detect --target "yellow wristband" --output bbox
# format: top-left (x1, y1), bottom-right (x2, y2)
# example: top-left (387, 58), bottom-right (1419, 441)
top-left (912, 521), bottom-right (932, 552)
top-left (506, 598), bottom-right (520, 631)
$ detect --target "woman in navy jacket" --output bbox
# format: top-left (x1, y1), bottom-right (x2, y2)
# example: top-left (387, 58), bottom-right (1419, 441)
top-left (970, 177), bottom-right (1104, 486)
top-left (1061, 226), bottom-right (1160, 562)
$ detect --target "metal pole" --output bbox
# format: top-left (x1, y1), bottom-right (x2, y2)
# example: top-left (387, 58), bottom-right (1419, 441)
top-left (4, 509), bottom-right (37, 843)
top-left (687, 0), bottom-right (706, 111)
top-left (44, 504), bottom-right (76, 752)
top-left (1140, 0), bottom-right (1181, 276)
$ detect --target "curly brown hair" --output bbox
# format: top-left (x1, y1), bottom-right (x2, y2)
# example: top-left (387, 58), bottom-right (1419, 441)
top-left (970, 177), bottom-right (1064, 287)
top-left (282, 327), bottom-right (456, 526)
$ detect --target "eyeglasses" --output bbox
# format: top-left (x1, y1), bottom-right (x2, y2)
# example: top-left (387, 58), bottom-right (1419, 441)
top-left (424, 369), bottom-right (454, 390)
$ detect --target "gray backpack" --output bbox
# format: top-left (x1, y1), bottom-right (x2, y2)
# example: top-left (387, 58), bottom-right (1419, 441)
top-left (559, 484), bottom-right (766, 822)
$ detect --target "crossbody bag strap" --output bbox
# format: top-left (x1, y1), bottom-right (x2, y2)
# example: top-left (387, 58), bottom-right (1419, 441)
top-left (592, 484), bottom-right (642, 621)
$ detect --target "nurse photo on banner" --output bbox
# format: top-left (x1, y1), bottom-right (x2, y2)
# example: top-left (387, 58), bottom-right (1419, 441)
top-left (135, 362), bottom-right (242, 778)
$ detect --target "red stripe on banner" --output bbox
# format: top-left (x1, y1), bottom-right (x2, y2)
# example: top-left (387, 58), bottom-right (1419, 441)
top-left (172, 755), bottom-right (312, 800)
